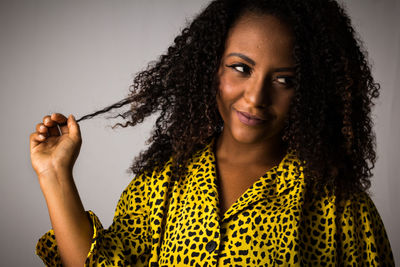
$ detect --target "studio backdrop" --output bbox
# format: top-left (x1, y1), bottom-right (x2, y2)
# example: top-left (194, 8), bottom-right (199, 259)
top-left (0, 0), bottom-right (399, 265)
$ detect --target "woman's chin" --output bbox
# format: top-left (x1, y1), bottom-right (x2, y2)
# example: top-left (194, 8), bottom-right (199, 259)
top-left (230, 128), bottom-right (270, 144)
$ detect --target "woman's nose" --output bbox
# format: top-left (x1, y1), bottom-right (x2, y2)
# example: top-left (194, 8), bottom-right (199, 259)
top-left (243, 77), bottom-right (270, 108)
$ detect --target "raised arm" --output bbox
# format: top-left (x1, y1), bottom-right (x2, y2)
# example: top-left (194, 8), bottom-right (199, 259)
top-left (30, 113), bottom-right (92, 266)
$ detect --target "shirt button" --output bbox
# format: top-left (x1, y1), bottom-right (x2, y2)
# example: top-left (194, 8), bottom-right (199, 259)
top-left (205, 240), bottom-right (217, 253)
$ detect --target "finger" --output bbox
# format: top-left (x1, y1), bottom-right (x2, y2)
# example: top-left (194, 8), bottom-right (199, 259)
top-left (36, 123), bottom-right (48, 135)
top-left (48, 126), bottom-right (60, 137)
top-left (43, 113), bottom-right (65, 136)
top-left (42, 116), bottom-right (58, 136)
top-left (67, 115), bottom-right (81, 141)
top-left (51, 113), bottom-right (68, 125)
top-left (43, 115), bottom-right (55, 127)
top-left (30, 132), bottom-right (46, 151)
top-left (43, 116), bottom-right (59, 136)
top-left (51, 113), bottom-right (70, 135)
top-left (52, 113), bottom-right (70, 135)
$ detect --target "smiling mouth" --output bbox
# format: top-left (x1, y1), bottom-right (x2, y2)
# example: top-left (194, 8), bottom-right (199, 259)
top-left (236, 110), bottom-right (267, 126)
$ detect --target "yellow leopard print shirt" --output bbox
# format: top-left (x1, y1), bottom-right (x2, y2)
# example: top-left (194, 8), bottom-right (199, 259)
top-left (36, 138), bottom-right (394, 266)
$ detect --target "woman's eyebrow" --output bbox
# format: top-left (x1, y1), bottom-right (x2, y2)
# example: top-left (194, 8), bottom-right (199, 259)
top-left (227, 52), bottom-right (256, 66)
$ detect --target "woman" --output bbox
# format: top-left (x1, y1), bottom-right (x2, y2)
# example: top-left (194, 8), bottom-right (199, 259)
top-left (31, 0), bottom-right (394, 266)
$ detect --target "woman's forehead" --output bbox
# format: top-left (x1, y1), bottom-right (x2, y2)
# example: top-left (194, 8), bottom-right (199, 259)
top-left (223, 14), bottom-right (295, 65)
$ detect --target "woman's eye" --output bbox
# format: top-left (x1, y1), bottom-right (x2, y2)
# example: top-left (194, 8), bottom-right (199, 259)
top-left (275, 76), bottom-right (296, 87)
top-left (226, 64), bottom-right (251, 75)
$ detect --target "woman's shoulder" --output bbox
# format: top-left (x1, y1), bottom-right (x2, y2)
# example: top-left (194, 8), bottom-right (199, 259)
top-left (305, 186), bottom-right (374, 211)
top-left (303, 187), bottom-right (385, 232)
top-left (302, 188), bottom-right (393, 258)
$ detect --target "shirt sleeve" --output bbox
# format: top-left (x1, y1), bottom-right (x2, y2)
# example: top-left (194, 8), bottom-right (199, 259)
top-left (337, 191), bottom-right (394, 266)
top-left (35, 171), bottom-right (152, 266)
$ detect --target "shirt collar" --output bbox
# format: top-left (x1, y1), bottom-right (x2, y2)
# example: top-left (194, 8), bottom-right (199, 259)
top-left (191, 137), bottom-right (305, 222)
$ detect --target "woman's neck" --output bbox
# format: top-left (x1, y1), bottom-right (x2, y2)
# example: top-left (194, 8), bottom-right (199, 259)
top-left (214, 129), bottom-right (286, 168)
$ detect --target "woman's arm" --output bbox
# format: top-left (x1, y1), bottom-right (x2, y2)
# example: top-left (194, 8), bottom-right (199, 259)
top-left (30, 113), bottom-right (92, 266)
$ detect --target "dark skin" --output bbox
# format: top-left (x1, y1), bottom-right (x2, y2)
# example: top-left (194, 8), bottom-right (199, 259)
top-left (215, 13), bottom-right (296, 216)
top-left (31, 113), bottom-right (92, 266)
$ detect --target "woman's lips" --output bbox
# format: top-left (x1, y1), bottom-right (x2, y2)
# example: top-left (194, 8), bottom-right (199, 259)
top-left (235, 110), bottom-right (267, 126)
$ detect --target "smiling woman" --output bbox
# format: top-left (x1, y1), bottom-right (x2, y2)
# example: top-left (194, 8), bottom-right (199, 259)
top-left (217, 13), bottom-right (295, 141)
top-left (215, 13), bottom-right (297, 214)
top-left (30, 0), bottom-right (394, 266)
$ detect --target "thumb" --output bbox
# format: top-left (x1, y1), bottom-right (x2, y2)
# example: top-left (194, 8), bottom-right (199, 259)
top-left (67, 115), bottom-right (81, 141)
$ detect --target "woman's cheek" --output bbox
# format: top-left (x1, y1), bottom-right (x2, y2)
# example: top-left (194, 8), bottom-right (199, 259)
top-left (219, 74), bottom-right (240, 101)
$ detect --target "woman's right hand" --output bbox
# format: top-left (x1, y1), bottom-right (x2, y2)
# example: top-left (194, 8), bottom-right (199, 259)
top-left (31, 113), bottom-right (93, 266)
top-left (30, 113), bottom-right (82, 182)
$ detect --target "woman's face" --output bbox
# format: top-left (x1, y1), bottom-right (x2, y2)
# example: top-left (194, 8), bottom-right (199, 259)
top-left (217, 13), bottom-right (296, 145)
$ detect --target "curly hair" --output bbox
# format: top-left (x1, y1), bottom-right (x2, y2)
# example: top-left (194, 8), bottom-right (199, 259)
top-left (77, 0), bottom-right (380, 207)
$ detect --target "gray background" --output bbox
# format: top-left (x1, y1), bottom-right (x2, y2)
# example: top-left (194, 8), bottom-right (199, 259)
top-left (0, 0), bottom-right (398, 265)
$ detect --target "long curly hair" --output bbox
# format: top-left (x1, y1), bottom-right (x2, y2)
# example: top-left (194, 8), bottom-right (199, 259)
top-left (78, 0), bottom-right (380, 206)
